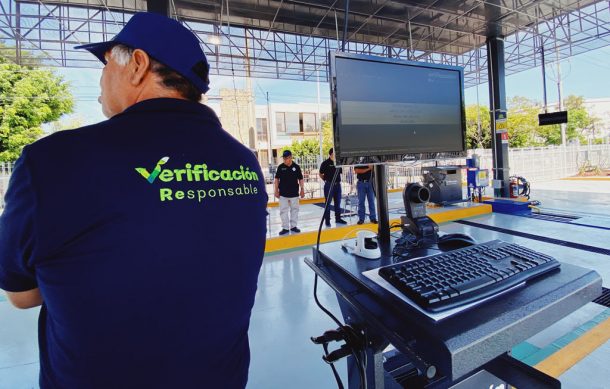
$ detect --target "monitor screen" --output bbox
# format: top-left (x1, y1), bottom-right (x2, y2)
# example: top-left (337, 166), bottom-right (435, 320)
top-left (330, 52), bottom-right (466, 161)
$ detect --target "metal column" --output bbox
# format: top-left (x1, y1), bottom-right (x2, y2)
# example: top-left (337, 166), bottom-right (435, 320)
top-left (486, 37), bottom-right (510, 197)
top-left (147, 0), bottom-right (170, 16)
top-left (374, 165), bottom-right (390, 245)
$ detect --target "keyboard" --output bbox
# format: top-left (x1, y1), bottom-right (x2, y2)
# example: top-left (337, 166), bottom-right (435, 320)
top-left (378, 240), bottom-right (560, 312)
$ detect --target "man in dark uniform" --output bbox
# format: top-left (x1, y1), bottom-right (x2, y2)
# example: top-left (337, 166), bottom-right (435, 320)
top-left (354, 164), bottom-right (378, 225)
top-left (0, 13), bottom-right (267, 389)
top-left (319, 148), bottom-right (347, 227)
top-left (274, 149), bottom-right (304, 235)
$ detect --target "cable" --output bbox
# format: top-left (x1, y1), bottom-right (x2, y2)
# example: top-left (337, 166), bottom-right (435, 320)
top-left (323, 343), bottom-right (345, 389)
top-left (313, 166), bottom-right (368, 389)
top-left (352, 347), bottom-right (366, 389)
top-left (313, 169), bottom-right (343, 327)
top-left (313, 167), bottom-right (343, 327)
top-left (316, 167), bottom-right (341, 250)
top-left (312, 273), bottom-right (343, 329)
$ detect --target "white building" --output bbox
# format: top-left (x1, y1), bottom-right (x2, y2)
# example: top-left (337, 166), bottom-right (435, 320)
top-left (583, 98), bottom-right (610, 138)
top-left (254, 102), bottom-right (332, 167)
top-left (204, 90), bottom-right (332, 167)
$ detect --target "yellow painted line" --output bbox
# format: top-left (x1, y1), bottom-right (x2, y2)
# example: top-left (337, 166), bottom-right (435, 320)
top-left (428, 204), bottom-right (491, 224)
top-left (267, 190), bottom-right (453, 208)
top-left (264, 204), bottom-right (492, 253)
top-left (481, 196), bottom-right (529, 202)
top-left (534, 316), bottom-right (610, 378)
top-left (561, 177), bottom-right (610, 181)
top-left (268, 197), bottom-right (326, 208)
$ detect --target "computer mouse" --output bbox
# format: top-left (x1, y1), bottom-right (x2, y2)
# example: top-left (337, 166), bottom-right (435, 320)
top-left (437, 233), bottom-right (477, 250)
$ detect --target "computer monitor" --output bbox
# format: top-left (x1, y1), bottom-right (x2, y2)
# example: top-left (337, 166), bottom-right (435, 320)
top-left (329, 52), bottom-right (467, 163)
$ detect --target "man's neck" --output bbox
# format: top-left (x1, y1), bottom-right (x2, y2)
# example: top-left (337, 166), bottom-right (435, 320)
top-left (131, 80), bottom-right (189, 106)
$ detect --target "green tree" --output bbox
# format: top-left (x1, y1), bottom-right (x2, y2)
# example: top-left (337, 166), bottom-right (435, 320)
top-left (534, 95), bottom-right (599, 145)
top-left (48, 115), bottom-right (85, 133)
top-left (0, 55), bottom-right (73, 161)
top-left (506, 96), bottom-right (540, 147)
top-left (282, 119), bottom-right (333, 158)
top-left (564, 95), bottom-right (599, 144)
top-left (465, 104), bottom-right (491, 148)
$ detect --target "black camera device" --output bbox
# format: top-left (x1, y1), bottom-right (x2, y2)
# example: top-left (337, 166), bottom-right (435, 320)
top-left (402, 183), bottom-right (439, 246)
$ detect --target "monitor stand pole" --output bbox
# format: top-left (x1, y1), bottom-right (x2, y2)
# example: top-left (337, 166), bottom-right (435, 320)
top-left (374, 164), bottom-right (390, 245)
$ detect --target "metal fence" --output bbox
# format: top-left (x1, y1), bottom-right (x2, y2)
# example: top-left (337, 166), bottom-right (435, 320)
top-left (265, 144), bottom-right (609, 199)
top-left (1, 144), bottom-right (608, 209)
top-left (0, 162), bottom-right (14, 209)
top-left (470, 144), bottom-right (610, 182)
top-left (263, 155), bottom-right (475, 199)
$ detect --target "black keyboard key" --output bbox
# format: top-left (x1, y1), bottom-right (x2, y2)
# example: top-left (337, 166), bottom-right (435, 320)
top-left (453, 275), bottom-right (496, 294)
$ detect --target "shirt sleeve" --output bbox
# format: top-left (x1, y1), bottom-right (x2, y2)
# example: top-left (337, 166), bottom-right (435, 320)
top-left (319, 161), bottom-right (327, 176)
top-left (297, 165), bottom-right (304, 180)
top-left (274, 165), bottom-right (281, 179)
top-left (0, 150), bottom-right (38, 292)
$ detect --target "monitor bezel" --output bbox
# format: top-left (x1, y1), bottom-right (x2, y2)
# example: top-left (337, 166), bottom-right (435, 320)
top-left (329, 51), bottom-right (467, 164)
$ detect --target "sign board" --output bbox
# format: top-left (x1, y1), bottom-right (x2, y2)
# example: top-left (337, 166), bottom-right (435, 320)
top-left (539, 111), bottom-right (568, 126)
top-left (495, 110), bottom-right (507, 133)
top-left (501, 132), bottom-right (509, 144)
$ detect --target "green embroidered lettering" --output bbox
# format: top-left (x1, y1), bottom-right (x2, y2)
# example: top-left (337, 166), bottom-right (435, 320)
top-left (160, 188), bottom-right (173, 201)
top-left (159, 169), bottom-right (174, 182)
top-left (174, 169), bottom-right (187, 181)
top-left (208, 170), bottom-right (220, 181)
top-left (220, 170), bottom-right (233, 181)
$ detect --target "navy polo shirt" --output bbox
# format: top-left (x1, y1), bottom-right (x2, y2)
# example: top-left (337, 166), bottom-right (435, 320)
top-left (0, 98), bottom-right (268, 388)
top-left (274, 162), bottom-right (303, 197)
top-left (319, 158), bottom-right (341, 183)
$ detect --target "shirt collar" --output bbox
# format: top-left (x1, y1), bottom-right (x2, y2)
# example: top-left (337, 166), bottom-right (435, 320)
top-left (116, 98), bottom-right (221, 126)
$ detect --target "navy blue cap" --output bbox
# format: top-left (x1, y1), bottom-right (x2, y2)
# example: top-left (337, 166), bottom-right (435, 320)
top-left (282, 150), bottom-right (292, 157)
top-left (75, 12), bottom-right (210, 94)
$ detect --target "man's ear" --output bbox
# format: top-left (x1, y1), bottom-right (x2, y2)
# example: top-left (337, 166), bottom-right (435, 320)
top-left (128, 49), bottom-right (151, 86)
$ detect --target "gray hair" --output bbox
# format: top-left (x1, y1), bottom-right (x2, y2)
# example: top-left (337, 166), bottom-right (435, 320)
top-left (107, 44), bottom-right (203, 102)
top-left (110, 45), bottom-right (134, 66)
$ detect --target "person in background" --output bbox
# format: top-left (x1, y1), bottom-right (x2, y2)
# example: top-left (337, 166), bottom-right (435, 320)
top-left (354, 164), bottom-right (378, 225)
top-left (319, 148), bottom-right (347, 227)
top-left (274, 150), bottom-right (305, 235)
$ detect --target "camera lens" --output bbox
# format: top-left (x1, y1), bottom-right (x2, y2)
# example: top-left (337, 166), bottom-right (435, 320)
top-left (407, 184), bottom-right (430, 203)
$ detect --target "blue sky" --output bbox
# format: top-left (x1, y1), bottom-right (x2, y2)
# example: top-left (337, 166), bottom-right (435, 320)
top-left (55, 46), bottom-right (610, 126)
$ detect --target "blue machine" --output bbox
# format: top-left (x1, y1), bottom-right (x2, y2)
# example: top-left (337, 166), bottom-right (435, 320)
top-left (466, 156), bottom-right (489, 202)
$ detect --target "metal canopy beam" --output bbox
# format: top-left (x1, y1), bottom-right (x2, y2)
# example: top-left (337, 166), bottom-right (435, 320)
top-left (0, 0), bottom-right (608, 89)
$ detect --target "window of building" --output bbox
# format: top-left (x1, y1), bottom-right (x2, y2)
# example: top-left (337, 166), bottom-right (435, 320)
top-left (256, 118), bottom-right (268, 141)
top-left (285, 112), bottom-right (300, 133)
top-left (275, 112), bottom-right (286, 133)
top-left (301, 113), bottom-right (317, 132)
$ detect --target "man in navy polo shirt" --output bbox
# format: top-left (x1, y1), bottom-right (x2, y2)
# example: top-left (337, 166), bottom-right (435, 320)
top-left (0, 12), bottom-right (267, 389)
top-left (319, 148), bottom-right (347, 227)
top-left (274, 150), bottom-right (304, 235)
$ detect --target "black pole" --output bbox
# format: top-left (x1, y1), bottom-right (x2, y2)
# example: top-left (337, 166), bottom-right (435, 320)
top-left (341, 0), bottom-right (350, 51)
top-left (374, 164), bottom-right (390, 245)
top-left (486, 36), bottom-right (510, 198)
top-left (540, 42), bottom-right (548, 113)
